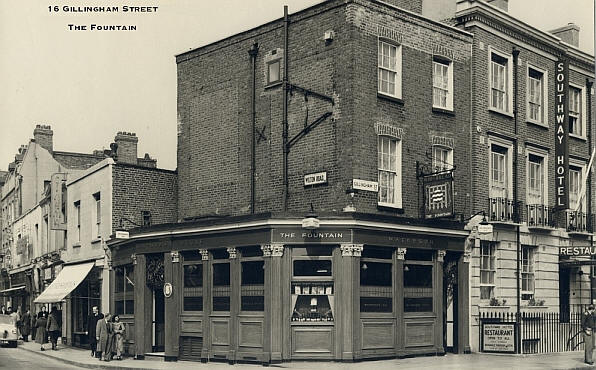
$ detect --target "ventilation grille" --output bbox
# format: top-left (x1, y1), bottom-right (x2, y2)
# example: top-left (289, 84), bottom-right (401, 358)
top-left (179, 336), bottom-right (203, 362)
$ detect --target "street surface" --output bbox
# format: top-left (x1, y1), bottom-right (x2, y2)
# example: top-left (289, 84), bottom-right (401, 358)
top-left (0, 346), bottom-right (82, 369)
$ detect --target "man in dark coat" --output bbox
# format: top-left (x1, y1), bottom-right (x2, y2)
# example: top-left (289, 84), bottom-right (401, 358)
top-left (582, 305), bottom-right (596, 365)
top-left (87, 306), bottom-right (103, 358)
top-left (96, 313), bottom-right (113, 361)
top-left (21, 309), bottom-right (31, 342)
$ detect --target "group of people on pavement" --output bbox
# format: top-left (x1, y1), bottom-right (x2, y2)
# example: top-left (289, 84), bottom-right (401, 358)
top-left (0, 304), bottom-right (61, 351)
top-left (86, 306), bottom-right (126, 361)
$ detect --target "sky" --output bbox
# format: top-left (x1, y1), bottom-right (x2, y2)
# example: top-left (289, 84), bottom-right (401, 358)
top-left (0, 0), bottom-right (593, 171)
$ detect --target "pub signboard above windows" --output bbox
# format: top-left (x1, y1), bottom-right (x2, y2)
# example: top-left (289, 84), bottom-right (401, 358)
top-left (422, 172), bottom-right (454, 219)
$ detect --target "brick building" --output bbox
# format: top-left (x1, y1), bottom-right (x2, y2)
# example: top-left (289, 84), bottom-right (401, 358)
top-left (109, 0), bottom-right (475, 363)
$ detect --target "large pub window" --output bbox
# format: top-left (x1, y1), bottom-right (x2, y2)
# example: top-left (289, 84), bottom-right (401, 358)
top-left (114, 264), bottom-right (134, 315)
top-left (212, 249), bottom-right (230, 311)
top-left (239, 247), bottom-right (264, 311)
top-left (403, 249), bottom-right (434, 313)
top-left (360, 247), bottom-right (393, 313)
top-left (291, 246), bottom-right (334, 322)
top-left (182, 251), bottom-right (203, 312)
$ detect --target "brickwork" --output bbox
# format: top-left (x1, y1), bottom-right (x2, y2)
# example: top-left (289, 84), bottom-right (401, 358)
top-left (111, 163), bottom-right (178, 231)
top-left (114, 132), bottom-right (139, 165)
top-left (33, 124), bottom-right (53, 153)
top-left (176, 0), bottom-right (473, 221)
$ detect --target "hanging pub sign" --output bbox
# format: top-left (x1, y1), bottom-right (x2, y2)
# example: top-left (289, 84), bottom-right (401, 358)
top-left (422, 172), bottom-right (454, 219)
top-left (554, 59), bottom-right (569, 209)
top-left (50, 173), bottom-right (67, 230)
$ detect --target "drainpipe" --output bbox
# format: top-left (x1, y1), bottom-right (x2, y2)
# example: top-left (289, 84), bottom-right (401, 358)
top-left (512, 48), bottom-right (521, 354)
top-left (249, 42), bottom-right (259, 214)
top-left (282, 5), bottom-right (289, 211)
top-left (587, 78), bottom-right (594, 303)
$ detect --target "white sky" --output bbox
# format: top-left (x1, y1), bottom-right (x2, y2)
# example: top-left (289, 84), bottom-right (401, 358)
top-left (0, 0), bottom-right (593, 171)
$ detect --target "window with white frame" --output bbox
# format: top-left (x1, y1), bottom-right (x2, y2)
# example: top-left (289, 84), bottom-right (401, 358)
top-left (490, 51), bottom-right (511, 112)
top-left (433, 59), bottom-right (453, 110)
top-left (74, 201), bottom-right (81, 242)
top-left (378, 40), bottom-right (401, 98)
top-left (432, 145), bottom-right (453, 172)
top-left (93, 192), bottom-right (101, 239)
top-left (489, 143), bottom-right (511, 199)
top-left (267, 59), bottom-right (281, 85)
top-left (378, 135), bottom-right (402, 207)
top-left (527, 67), bottom-right (546, 123)
top-left (480, 241), bottom-right (496, 300)
top-left (569, 86), bottom-right (583, 136)
top-left (527, 153), bottom-right (546, 206)
top-left (569, 165), bottom-right (584, 211)
top-left (521, 246), bottom-right (535, 300)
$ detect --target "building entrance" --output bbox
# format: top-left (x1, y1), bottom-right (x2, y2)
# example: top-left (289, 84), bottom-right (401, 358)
top-left (152, 289), bottom-right (165, 352)
top-left (443, 253), bottom-right (459, 353)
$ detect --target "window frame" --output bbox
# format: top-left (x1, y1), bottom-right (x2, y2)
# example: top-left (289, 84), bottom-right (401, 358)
top-left (521, 245), bottom-right (535, 299)
top-left (360, 249), bottom-right (393, 315)
top-left (114, 264), bottom-right (134, 316)
top-left (488, 137), bottom-right (514, 200)
top-left (377, 135), bottom-right (403, 208)
top-left (525, 148), bottom-right (548, 207)
top-left (93, 192), bottom-right (101, 239)
top-left (266, 59), bottom-right (281, 85)
top-left (526, 64), bottom-right (548, 126)
top-left (488, 47), bottom-right (513, 115)
top-left (74, 200), bottom-right (81, 242)
top-left (432, 58), bottom-right (453, 110)
top-left (377, 39), bottom-right (402, 99)
top-left (479, 241), bottom-right (496, 301)
top-left (432, 145), bottom-right (453, 172)
top-left (569, 159), bottom-right (587, 212)
top-left (403, 253), bottom-right (434, 314)
top-left (239, 248), bottom-right (265, 313)
top-left (569, 84), bottom-right (587, 139)
top-left (182, 257), bottom-right (204, 313)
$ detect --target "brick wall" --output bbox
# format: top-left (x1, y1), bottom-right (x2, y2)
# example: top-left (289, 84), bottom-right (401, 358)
top-left (112, 164), bottom-right (178, 231)
top-left (176, 0), bottom-right (473, 220)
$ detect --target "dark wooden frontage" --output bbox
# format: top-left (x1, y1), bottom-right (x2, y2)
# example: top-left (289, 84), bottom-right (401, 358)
top-left (108, 218), bottom-right (470, 363)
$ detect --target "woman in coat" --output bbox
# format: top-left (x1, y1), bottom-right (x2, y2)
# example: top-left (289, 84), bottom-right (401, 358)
top-left (46, 307), bottom-right (61, 350)
top-left (112, 315), bottom-right (125, 360)
top-left (20, 309), bottom-right (31, 342)
top-left (35, 311), bottom-right (48, 351)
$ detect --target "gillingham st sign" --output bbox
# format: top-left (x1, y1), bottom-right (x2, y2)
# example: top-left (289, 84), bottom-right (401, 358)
top-left (554, 59), bottom-right (569, 209)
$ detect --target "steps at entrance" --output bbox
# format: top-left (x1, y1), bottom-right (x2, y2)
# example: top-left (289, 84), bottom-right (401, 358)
top-left (144, 352), bottom-right (165, 362)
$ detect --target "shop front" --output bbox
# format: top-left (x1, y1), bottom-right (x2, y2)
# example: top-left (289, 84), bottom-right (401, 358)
top-left (108, 215), bottom-right (470, 363)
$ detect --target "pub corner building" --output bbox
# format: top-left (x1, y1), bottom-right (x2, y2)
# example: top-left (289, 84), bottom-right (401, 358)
top-left (105, 0), bottom-right (479, 363)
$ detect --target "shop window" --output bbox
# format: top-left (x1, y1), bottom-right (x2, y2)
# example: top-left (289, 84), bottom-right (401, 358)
top-left (404, 264), bottom-right (433, 312)
top-left (241, 260), bottom-right (264, 311)
top-left (480, 241), bottom-right (496, 300)
top-left (521, 246), bottom-right (535, 300)
top-left (183, 263), bottom-right (203, 311)
top-left (114, 264), bottom-right (134, 315)
top-left (73, 267), bottom-right (102, 334)
top-left (213, 262), bottom-right (230, 311)
top-left (292, 248), bottom-right (334, 322)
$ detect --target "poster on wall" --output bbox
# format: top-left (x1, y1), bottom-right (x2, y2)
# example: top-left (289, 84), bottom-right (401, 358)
top-left (482, 323), bottom-right (516, 354)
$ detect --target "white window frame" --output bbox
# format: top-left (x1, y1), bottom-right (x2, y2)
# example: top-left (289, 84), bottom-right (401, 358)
top-left (569, 159), bottom-right (587, 212)
top-left (526, 63), bottom-right (548, 126)
top-left (377, 135), bottom-right (402, 208)
top-left (432, 145), bottom-right (453, 172)
top-left (488, 47), bottom-right (513, 115)
top-left (378, 39), bottom-right (402, 99)
top-left (569, 83), bottom-right (587, 139)
top-left (74, 201), bottom-right (81, 242)
top-left (488, 136), bottom-right (514, 200)
top-left (480, 241), bottom-right (496, 300)
top-left (93, 192), bottom-right (101, 239)
top-left (432, 58), bottom-right (453, 110)
top-left (521, 245), bottom-right (535, 298)
top-left (525, 148), bottom-right (548, 206)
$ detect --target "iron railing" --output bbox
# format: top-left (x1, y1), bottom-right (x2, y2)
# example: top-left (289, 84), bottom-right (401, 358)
top-left (526, 204), bottom-right (554, 228)
top-left (565, 211), bottom-right (593, 233)
top-left (488, 197), bottom-right (520, 223)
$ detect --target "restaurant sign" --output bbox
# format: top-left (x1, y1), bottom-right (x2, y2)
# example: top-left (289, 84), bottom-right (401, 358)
top-left (272, 228), bottom-right (352, 244)
top-left (559, 246), bottom-right (596, 256)
top-left (422, 172), bottom-right (454, 219)
top-left (554, 59), bottom-right (569, 209)
top-left (482, 323), bottom-right (516, 353)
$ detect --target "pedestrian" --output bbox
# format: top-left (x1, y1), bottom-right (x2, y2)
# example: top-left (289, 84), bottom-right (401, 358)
top-left (112, 314), bottom-right (125, 360)
top-left (36, 311), bottom-right (48, 351)
top-left (0, 305), bottom-right (5, 315)
top-left (96, 313), bottom-right (113, 361)
top-left (31, 312), bottom-right (37, 341)
top-left (86, 306), bottom-right (103, 358)
top-left (14, 307), bottom-right (22, 339)
top-left (582, 304), bottom-right (596, 365)
top-left (46, 306), bottom-right (61, 350)
top-left (21, 309), bottom-right (31, 342)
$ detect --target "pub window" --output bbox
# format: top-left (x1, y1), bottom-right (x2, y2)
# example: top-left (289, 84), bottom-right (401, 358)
top-left (293, 260), bottom-right (332, 277)
top-left (240, 247), bottom-right (264, 311)
top-left (404, 249), bottom-right (434, 313)
top-left (114, 264), bottom-right (134, 315)
top-left (73, 267), bottom-right (101, 334)
top-left (292, 247), bottom-right (334, 322)
top-left (360, 247), bottom-right (393, 313)
top-left (212, 249), bottom-right (230, 311)
top-left (183, 260), bottom-right (203, 311)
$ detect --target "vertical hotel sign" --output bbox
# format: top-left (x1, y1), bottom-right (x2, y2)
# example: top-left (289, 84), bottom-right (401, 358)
top-left (555, 60), bottom-right (569, 209)
top-left (50, 173), bottom-right (67, 230)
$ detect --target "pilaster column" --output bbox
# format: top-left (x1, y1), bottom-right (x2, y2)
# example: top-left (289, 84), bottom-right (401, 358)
top-left (435, 250), bottom-right (445, 355)
top-left (133, 254), bottom-right (151, 359)
top-left (458, 252), bottom-right (471, 353)
top-left (263, 244), bottom-right (283, 362)
top-left (339, 244), bottom-right (362, 361)
top-left (199, 249), bottom-right (210, 362)
top-left (164, 249), bottom-right (180, 361)
top-left (228, 247), bottom-right (239, 363)
top-left (395, 248), bottom-right (406, 356)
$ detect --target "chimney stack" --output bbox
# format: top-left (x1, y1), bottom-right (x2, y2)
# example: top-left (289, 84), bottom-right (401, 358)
top-left (549, 23), bottom-right (580, 48)
top-left (33, 124), bottom-right (53, 153)
top-left (486, 0), bottom-right (508, 12)
top-left (114, 132), bottom-right (138, 165)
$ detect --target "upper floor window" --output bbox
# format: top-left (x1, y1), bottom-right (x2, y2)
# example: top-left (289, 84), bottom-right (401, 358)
top-left (480, 241), bottom-right (496, 300)
top-left (74, 201), bottom-right (81, 242)
top-left (93, 193), bottom-right (101, 239)
top-left (267, 59), bottom-right (281, 85)
top-left (378, 40), bottom-right (402, 98)
top-left (521, 246), bottom-right (535, 300)
top-left (378, 135), bottom-right (402, 208)
top-left (569, 165), bottom-right (585, 211)
top-left (142, 211), bottom-right (152, 227)
top-left (432, 145), bottom-right (453, 172)
top-left (527, 153), bottom-right (546, 206)
top-left (569, 86), bottom-right (584, 137)
top-left (489, 142), bottom-right (512, 199)
top-left (489, 50), bottom-right (512, 113)
top-left (527, 67), bottom-right (547, 124)
top-left (433, 59), bottom-right (453, 110)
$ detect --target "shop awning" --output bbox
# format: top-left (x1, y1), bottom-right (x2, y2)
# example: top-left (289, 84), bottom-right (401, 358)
top-left (0, 286), bottom-right (26, 296)
top-left (34, 262), bottom-right (94, 303)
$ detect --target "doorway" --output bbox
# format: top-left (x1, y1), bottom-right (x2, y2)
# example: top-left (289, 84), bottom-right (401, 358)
top-left (443, 253), bottom-right (459, 353)
top-left (152, 289), bottom-right (165, 352)
top-left (559, 266), bottom-right (571, 322)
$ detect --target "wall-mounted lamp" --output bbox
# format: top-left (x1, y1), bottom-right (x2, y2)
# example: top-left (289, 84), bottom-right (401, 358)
top-left (301, 203), bottom-right (320, 230)
top-left (343, 187), bottom-right (358, 213)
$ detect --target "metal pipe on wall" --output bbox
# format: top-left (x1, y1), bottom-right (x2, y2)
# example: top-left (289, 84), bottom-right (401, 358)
top-left (282, 5), bottom-right (289, 211)
top-left (512, 47), bottom-right (521, 354)
top-left (249, 42), bottom-right (259, 214)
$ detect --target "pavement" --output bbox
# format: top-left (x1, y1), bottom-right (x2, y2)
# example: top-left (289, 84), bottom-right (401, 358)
top-left (8, 340), bottom-right (596, 370)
